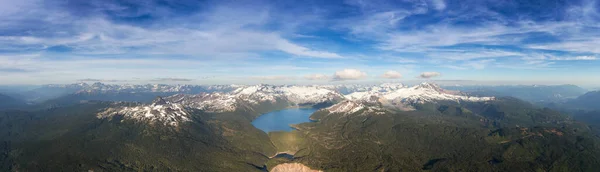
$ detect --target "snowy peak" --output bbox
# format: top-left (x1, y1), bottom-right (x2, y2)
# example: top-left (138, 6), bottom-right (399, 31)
top-left (346, 82), bottom-right (494, 106)
top-left (231, 85), bottom-right (280, 103)
top-left (373, 83), bottom-right (406, 92)
top-left (280, 86), bottom-right (344, 104)
top-left (163, 85), bottom-right (344, 113)
top-left (165, 93), bottom-right (237, 113)
top-left (92, 82), bottom-right (495, 127)
top-left (326, 100), bottom-right (366, 114)
top-left (97, 99), bottom-right (191, 127)
top-left (414, 82), bottom-right (443, 92)
top-left (230, 84), bottom-right (343, 105)
top-left (45, 82), bottom-right (240, 94)
top-left (384, 83), bottom-right (493, 103)
top-left (325, 100), bottom-right (386, 116)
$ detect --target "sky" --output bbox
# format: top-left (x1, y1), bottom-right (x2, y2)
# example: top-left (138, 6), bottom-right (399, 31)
top-left (0, 0), bottom-right (599, 86)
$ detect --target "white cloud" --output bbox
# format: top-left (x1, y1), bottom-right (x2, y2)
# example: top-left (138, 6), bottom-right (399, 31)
top-left (333, 69), bottom-right (367, 80)
top-left (381, 70), bottom-right (403, 79)
top-left (304, 74), bottom-right (330, 80)
top-left (549, 55), bottom-right (597, 61)
top-left (419, 72), bottom-right (441, 78)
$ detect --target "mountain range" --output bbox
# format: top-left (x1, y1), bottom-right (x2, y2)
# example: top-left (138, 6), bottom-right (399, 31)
top-left (444, 84), bottom-right (588, 103)
top-left (1, 82), bottom-right (600, 171)
top-left (17, 82), bottom-right (241, 103)
top-left (566, 91), bottom-right (600, 110)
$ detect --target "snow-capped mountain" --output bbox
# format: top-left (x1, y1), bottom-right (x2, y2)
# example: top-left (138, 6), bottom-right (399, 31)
top-left (95, 82), bottom-right (494, 126)
top-left (309, 83), bottom-right (495, 117)
top-left (25, 82), bottom-right (242, 102)
top-left (97, 97), bottom-right (191, 127)
top-left (166, 85), bottom-right (345, 113)
top-left (232, 85), bottom-right (344, 104)
top-left (346, 82), bottom-right (494, 104)
top-left (166, 93), bottom-right (238, 113)
top-left (324, 100), bottom-right (386, 116)
top-left (43, 82), bottom-right (241, 94)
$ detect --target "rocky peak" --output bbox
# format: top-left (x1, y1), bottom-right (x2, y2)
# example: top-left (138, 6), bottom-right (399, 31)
top-left (414, 82), bottom-right (443, 92)
top-left (91, 82), bottom-right (105, 87)
top-left (326, 100), bottom-right (367, 115)
top-left (152, 96), bottom-right (168, 105)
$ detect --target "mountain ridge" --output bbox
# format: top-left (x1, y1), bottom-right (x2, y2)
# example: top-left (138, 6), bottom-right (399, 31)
top-left (3, 82), bottom-right (600, 171)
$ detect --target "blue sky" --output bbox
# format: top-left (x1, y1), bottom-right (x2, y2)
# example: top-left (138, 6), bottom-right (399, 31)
top-left (0, 0), bottom-right (599, 86)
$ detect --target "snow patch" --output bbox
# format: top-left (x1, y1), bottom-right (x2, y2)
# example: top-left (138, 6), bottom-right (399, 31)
top-left (97, 98), bottom-right (191, 127)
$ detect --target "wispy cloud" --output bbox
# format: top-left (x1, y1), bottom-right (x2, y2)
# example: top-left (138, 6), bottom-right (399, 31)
top-left (0, 1), bottom-right (341, 59)
top-left (0, 0), bottom-right (599, 85)
top-left (549, 56), bottom-right (597, 61)
top-left (340, 0), bottom-right (600, 71)
top-left (523, 53), bottom-right (598, 62)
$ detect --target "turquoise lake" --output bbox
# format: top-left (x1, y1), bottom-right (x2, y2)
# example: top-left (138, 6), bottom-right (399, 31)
top-left (251, 108), bottom-right (318, 133)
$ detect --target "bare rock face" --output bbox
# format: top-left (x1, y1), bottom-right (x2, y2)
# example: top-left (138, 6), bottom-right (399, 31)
top-left (271, 163), bottom-right (322, 172)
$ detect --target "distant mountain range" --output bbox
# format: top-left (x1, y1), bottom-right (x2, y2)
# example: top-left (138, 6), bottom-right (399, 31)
top-left (566, 91), bottom-right (600, 110)
top-left (19, 82), bottom-right (241, 103)
top-left (444, 84), bottom-right (588, 103)
top-left (4, 82), bottom-right (589, 105)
